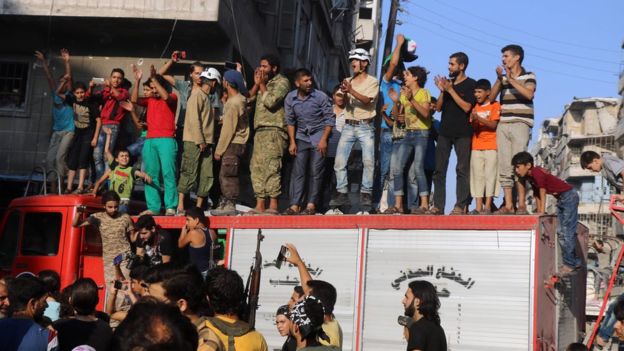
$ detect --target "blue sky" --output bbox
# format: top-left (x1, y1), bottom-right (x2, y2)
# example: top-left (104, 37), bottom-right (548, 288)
top-left (376, 0), bottom-right (623, 210)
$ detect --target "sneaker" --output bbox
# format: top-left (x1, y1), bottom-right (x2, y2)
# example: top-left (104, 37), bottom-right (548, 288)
top-left (165, 208), bottom-right (176, 216)
top-left (356, 210), bottom-right (370, 215)
top-left (329, 192), bottom-right (350, 208)
top-left (324, 208), bottom-right (344, 215)
top-left (211, 200), bottom-right (237, 216)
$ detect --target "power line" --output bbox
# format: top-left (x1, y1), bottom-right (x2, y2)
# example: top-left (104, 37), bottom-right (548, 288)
top-left (400, 20), bottom-right (615, 86)
top-left (401, 14), bottom-right (618, 75)
top-left (405, 0), bottom-right (621, 54)
top-left (401, 3), bottom-right (620, 66)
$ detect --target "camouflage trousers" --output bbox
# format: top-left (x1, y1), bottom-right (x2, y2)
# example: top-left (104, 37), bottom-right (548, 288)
top-left (250, 128), bottom-right (287, 198)
top-left (177, 141), bottom-right (214, 198)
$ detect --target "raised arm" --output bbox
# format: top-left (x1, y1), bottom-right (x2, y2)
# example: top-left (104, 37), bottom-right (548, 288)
top-left (489, 67), bottom-right (504, 102)
top-left (285, 243), bottom-right (313, 295)
top-left (131, 66), bottom-right (142, 103)
top-left (103, 127), bottom-right (114, 163)
top-left (149, 65), bottom-right (169, 101)
top-left (60, 48), bottom-right (72, 91)
top-left (383, 34), bottom-right (405, 82)
top-left (35, 51), bottom-right (55, 91)
top-left (157, 51), bottom-right (179, 86)
top-left (72, 206), bottom-right (90, 228)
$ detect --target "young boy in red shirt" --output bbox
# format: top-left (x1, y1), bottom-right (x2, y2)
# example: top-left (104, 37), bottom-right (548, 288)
top-left (469, 79), bottom-right (500, 214)
top-left (512, 151), bottom-right (581, 273)
top-left (131, 65), bottom-right (179, 215)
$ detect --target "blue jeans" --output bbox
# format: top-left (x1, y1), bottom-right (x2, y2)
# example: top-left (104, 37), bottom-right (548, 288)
top-left (93, 124), bottom-right (119, 180)
top-left (334, 123), bottom-right (375, 194)
top-left (374, 130), bottom-right (395, 208)
top-left (598, 293), bottom-right (624, 340)
top-left (557, 189), bottom-right (581, 268)
top-left (127, 136), bottom-right (146, 170)
top-left (390, 130), bottom-right (430, 201)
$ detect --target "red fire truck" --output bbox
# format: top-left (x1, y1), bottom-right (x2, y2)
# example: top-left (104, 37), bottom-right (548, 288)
top-left (0, 194), bottom-right (588, 351)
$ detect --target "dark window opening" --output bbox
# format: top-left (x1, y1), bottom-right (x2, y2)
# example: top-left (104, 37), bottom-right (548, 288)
top-left (359, 7), bottom-right (373, 20)
top-left (21, 212), bottom-right (61, 256)
top-left (0, 61), bottom-right (29, 111)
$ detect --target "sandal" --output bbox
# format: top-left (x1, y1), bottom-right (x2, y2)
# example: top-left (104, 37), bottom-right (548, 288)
top-left (282, 207), bottom-right (299, 215)
top-left (480, 208), bottom-right (492, 215)
top-left (264, 208), bottom-right (280, 215)
top-left (383, 207), bottom-right (403, 215)
top-left (428, 207), bottom-right (443, 215)
top-left (468, 209), bottom-right (480, 215)
top-left (449, 206), bottom-right (465, 215)
top-left (73, 188), bottom-right (86, 194)
top-left (515, 208), bottom-right (529, 215)
top-left (494, 207), bottom-right (514, 215)
top-left (410, 207), bottom-right (429, 215)
top-left (300, 207), bottom-right (316, 215)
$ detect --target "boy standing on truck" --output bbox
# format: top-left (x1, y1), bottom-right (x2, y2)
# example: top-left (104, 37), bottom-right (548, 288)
top-left (72, 191), bottom-right (134, 309)
top-left (512, 152), bottom-right (581, 274)
top-left (580, 150), bottom-right (624, 201)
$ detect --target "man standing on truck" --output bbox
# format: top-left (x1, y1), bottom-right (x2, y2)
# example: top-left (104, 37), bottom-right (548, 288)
top-left (72, 191), bottom-right (134, 310)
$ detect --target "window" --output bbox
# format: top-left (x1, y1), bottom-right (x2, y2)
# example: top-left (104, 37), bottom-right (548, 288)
top-left (83, 225), bottom-right (102, 256)
top-left (0, 61), bottom-right (29, 112)
top-left (0, 211), bottom-right (20, 268)
top-left (359, 7), bottom-right (373, 19)
top-left (21, 212), bottom-right (62, 256)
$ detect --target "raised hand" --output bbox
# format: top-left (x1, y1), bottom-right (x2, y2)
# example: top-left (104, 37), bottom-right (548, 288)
top-left (34, 51), bottom-right (45, 61)
top-left (253, 68), bottom-right (262, 86)
top-left (396, 33), bottom-right (405, 44)
top-left (119, 100), bottom-right (134, 112)
top-left (60, 48), bottom-right (70, 62)
top-left (149, 65), bottom-right (157, 79)
top-left (496, 66), bottom-right (504, 80)
top-left (132, 64), bottom-right (143, 81)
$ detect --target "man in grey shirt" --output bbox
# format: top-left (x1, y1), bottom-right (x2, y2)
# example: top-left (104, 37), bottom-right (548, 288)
top-left (581, 150), bottom-right (624, 200)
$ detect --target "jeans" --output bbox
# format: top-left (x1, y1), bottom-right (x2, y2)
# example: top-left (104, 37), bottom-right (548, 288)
top-left (557, 189), bottom-right (581, 268)
top-left (432, 134), bottom-right (472, 212)
top-left (94, 124), bottom-right (119, 180)
top-left (374, 130), bottom-right (395, 208)
top-left (391, 130), bottom-right (430, 202)
top-left (289, 140), bottom-right (325, 206)
top-left (334, 123), bottom-right (375, 194)
top-left (127, 136), bottom-right (145, 170)
top-left (46, 130), bottom-right (74, 179)
top-left (598, 293), bottom-right (624, 340)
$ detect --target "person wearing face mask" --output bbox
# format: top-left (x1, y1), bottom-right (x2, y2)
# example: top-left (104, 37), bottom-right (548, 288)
top-left (331, 48), bottom-right (379, 214)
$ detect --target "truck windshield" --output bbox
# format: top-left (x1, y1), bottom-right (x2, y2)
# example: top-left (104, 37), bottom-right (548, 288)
top-left (21, 212), bottom-right (62, 256)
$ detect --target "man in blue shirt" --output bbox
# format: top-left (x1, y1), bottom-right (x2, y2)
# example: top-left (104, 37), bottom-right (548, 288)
top-left (283, 69), bottom-right (335, 215)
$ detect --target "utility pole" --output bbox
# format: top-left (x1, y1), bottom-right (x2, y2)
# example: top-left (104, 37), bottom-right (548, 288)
top-left (382, 0), bottom-right (400, 61)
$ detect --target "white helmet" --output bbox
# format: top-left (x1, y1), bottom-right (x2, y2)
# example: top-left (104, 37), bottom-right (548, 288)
top-left (348, 48), bottom-right (371, 62)
top-left (200, 67), bottom-right (221, 84)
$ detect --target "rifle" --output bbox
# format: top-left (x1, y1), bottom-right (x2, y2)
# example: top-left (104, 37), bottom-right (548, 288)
top-left (243, 229), bottom-right (264, 328)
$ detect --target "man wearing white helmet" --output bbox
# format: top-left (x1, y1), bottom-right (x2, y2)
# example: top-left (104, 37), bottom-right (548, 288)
top-left (177, 68), bottom-right (220, 212)
top-left (331, 48), bottom-right (379, 214)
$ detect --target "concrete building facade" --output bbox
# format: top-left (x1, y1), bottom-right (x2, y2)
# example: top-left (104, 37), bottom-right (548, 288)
top-left (0, 0), bottom-right (383, 182)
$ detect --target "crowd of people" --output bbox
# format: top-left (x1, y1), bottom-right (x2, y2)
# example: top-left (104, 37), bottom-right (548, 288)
top-left (38, 32), bottom-right (553, 218)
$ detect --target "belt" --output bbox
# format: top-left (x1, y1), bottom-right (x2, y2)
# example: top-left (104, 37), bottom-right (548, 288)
top-left (256, 126), bottom-right (285, 132)
top-left (345, 118), bottom-right (373, 126)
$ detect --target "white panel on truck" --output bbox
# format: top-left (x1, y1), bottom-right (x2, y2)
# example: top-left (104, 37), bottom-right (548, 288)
top-left (363, 229), bottom-right (536, 351)
top-left (228, 228), bottom-right (362, 351)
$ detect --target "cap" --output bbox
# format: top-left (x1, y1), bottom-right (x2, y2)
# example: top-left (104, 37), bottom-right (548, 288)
top-left (223, 70), bottom-right (248, 96)
top-left (348, 48), bottom-right (371, 62)
top-left (200, 67), bottom-right (221, 84)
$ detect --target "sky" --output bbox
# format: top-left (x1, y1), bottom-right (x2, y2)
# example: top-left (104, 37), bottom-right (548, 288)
top-left (376, 0), bottom-right (624, 211)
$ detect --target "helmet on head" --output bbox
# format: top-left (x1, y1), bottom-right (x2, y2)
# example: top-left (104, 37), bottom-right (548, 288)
top-left (348, 48), bottom-right (371, 62)
top-left (200, 67), bottom-right (221, 84)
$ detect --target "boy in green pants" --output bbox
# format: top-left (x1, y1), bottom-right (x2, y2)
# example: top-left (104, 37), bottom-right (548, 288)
top-left (131, 65), bottom-right (179, 215)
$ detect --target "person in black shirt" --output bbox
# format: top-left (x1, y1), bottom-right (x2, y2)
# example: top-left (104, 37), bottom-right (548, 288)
top-left (53, 278), bottom-right (113, 351)
top-left (276, 305), bottom-right (297, 351)
top-left (402, 280), bottom-right (446, 351)
top-left (431, 52), bottom-right (476, 215)
top-left (133, 214), bottom-right (176, 265)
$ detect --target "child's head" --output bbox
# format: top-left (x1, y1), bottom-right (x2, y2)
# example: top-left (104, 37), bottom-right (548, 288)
top-left (129, 264), bottom-right (150, 296)
top-left (150, 74), bottom-right (172, 94)
top-left (143, 81), bottom-right (155, 98)
top-left (115, 149), bottom-right (131, 167)
top-left (511, 151), bottom-right (534, 178)
top-left (580, 151), bottom-right (602, 172)
top-left (101, 190), bottom-right (120, 216)
top-left (474, 79), bottom-right (491, 104)
top-left (185, 206), bottom-right (206, 230)
top-left (332, 84), bottom-right (345, 108)
top-left (403, 66), bottom-right (428, 88)
top-left (565, 343), bottom-right (586, 351)
top-left (110, 68), bottom-right (125, 89)
top-left (73, 81), bottom-right (87, 102)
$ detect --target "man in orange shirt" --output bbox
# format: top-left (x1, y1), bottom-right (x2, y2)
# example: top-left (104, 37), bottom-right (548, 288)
top-left (469, 79), bottom-right (500, 214)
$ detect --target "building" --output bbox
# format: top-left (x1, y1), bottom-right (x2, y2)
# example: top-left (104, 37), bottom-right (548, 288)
top-left (531, 97), bottom-right (621, 237)
top-left (0, 0), bottom-right (382, 205)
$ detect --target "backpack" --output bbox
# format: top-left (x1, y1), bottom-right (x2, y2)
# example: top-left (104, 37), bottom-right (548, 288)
top-left (206, 317), bottom-right (252, 351)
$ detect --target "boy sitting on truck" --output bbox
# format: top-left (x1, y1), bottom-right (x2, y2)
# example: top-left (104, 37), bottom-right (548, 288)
top-left (580, 150), bottom-right (624, 201)
top-left (512, 151), bottom-right (581, 274)
top-left (91, 127), bottom-right (151, 213)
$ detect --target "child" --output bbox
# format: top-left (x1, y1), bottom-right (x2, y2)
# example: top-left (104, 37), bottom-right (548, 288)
top-left (178, 206), bottom-right (216, 278)
top-left (580, 150), bottom-right (624, 201)
top-left (92, 127), bottom-right (151, 213)
top-left (91, 68), bottom-right (130, 180)
top-left (64, 80), bottom-right (101, 194)
top-left (469, 79), bottom-right (500, 214)
top-left (177, 70), bottom-right (217, 213)
top-left (512, 151), bottom-right (581, 273)
top-left (122, 83), bottom-right (151, 169)
top-left (131, 65), bottom-right (179, 216)
top-left (212, 70), bottom-right (249, 216)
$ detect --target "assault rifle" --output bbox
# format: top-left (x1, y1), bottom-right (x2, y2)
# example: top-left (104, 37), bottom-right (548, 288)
top-left (243, 229), bottom-right (264, 329)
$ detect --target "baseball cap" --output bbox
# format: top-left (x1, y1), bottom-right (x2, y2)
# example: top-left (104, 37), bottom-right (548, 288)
top-left (223, 70), bottom-right (248, 96)
top-left (348, 48), bottom-right (371, 62)
top-left (200, 67), bottom-right (221, 84)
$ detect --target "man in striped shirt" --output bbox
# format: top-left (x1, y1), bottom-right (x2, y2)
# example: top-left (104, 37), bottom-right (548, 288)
top-left (489, 45), bottom-right (536, 215)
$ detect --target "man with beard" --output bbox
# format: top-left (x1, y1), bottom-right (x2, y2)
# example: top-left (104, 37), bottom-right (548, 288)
top-left (401, 280), bottom-right (446, 351)
top-left (283, 69), bottom-right (334, 215)
top-left (0, 276), bottom-right (58, 351)
top-left (430, 52), bottom-right (476, 215)
top-left (248, 54), bottom-right (291, 215)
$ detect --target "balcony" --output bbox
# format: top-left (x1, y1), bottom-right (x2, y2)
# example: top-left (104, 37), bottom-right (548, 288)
top-left (0, 0), bottom-right (219, 21)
